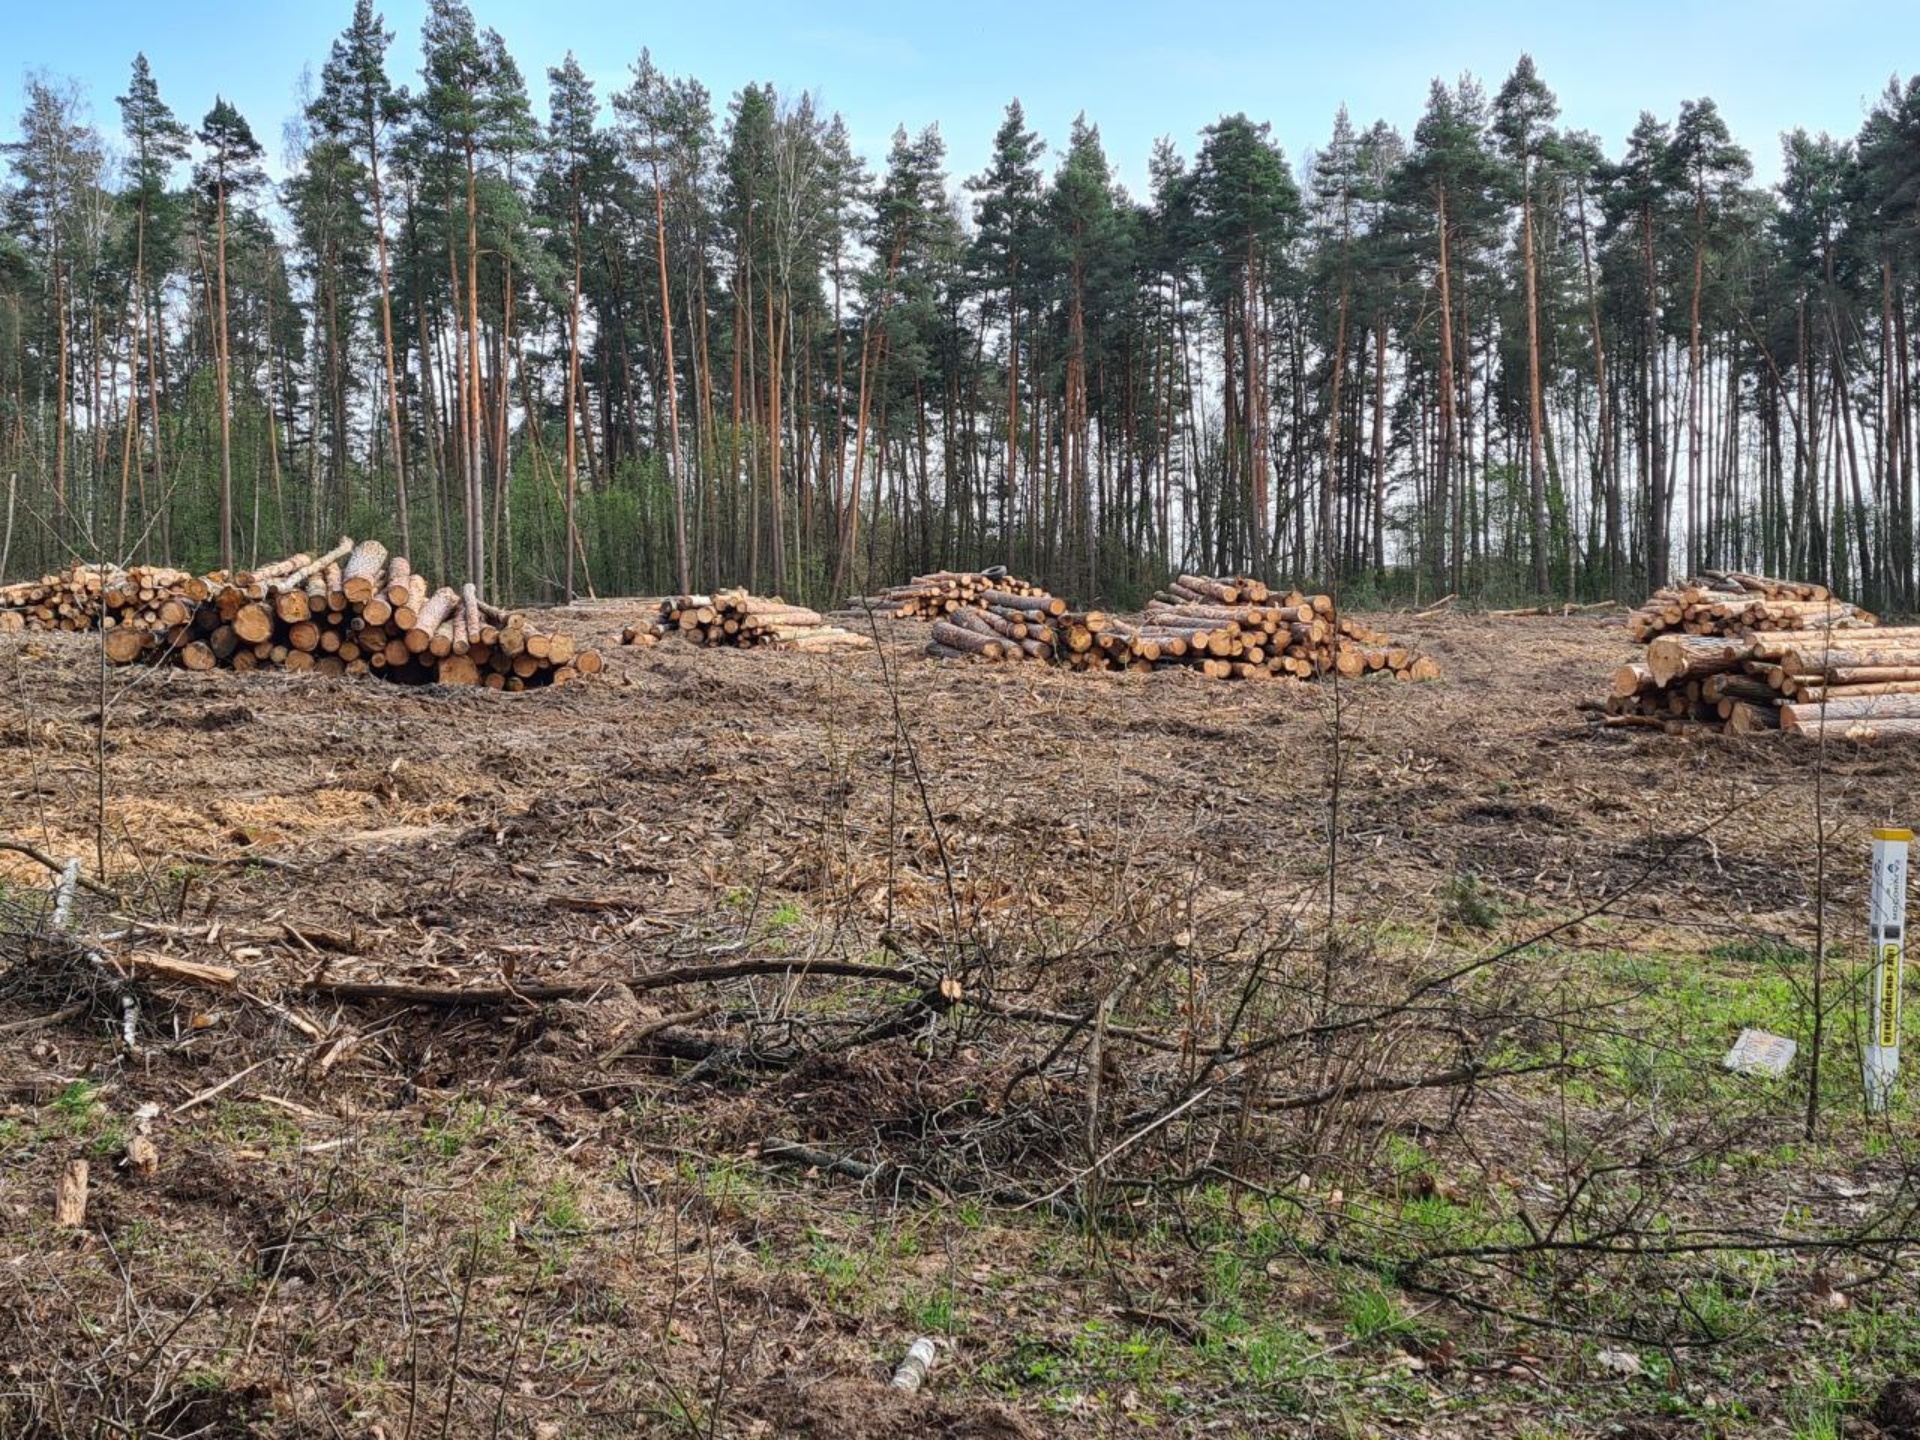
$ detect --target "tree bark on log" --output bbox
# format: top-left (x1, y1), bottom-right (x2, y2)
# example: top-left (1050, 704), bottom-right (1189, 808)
top-left (340, 540), bottom-right (389, 604)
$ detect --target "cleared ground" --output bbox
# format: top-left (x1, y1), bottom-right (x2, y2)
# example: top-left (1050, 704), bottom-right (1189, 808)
top-left (2, 608), bottom-right (1916, 1438)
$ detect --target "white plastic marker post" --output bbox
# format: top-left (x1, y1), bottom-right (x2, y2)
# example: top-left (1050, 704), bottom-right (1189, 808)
top-left (1865, 827), bottom-right (1911, 1113)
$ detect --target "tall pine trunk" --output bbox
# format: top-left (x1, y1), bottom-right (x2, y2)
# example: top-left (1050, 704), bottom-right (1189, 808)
top-left (365, 106), bottom-right (409, 559)
top-left (1433, 181), bottom-right (1457, 594)
top-left (464, 139), bottom-right (485, 588)
top-left (650, 159), bottom-right (688, 594)
top-left (1522, 161), bottom-right (1550, 594)
top-left (214, 175), bottom-right (235, 571)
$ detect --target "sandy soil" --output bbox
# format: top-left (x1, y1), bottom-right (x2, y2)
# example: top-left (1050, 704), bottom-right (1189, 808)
top-left (1, 605), bottom-right (1896, 959)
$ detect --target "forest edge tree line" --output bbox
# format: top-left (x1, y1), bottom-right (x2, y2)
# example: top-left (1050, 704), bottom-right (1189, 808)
top-left (3, 4), bottom-right (1919, 612)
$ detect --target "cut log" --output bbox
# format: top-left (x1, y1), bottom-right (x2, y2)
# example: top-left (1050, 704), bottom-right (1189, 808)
top-left (1783, 646), bottom-right (1920, 675)
top-left (1646, 634), bottom-right (1750, 687)
top-left (282, 538), bottom-right (353, 590)
top-left (460, 582), bottom-right (482, 642)
top-left (273, 587), bottom-right (311, 624)
top-left (1793, 680), bottom-right (1920, 704)
top-left (103, 628), bottom-right (150, 665)
top-left (384, 556), bottom-right (415, 608)
top-left (931, 620), bottom-right (1002, 658)
top-left (1727, 701), bottom-right (1781, 733)
top-left (110, 952), bottom-right (239, 987)
top-left (1789, 716), bottom-right (1920, 742)
top-left (436, 654), bottom-right (482, 686)
top-left (340, 539), bottom-right (389, 604)
top-left (981, 589), bottom-right (1067, 616)
top-left (232, 602), bottom-right (275, 645)
top-left (405, 587), bottom-right (460, 653)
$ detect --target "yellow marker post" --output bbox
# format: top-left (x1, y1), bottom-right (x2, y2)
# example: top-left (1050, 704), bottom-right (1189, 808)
top-left (1866, 828), bottom-right (1911, 1112)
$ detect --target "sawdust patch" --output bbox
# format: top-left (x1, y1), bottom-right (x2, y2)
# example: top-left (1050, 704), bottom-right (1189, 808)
top-left (212, 788), bottom-right (381, 846)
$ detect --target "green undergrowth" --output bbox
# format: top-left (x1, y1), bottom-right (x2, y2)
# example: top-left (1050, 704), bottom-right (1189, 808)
top-left (5, 920), bottom-right (1917, 1438)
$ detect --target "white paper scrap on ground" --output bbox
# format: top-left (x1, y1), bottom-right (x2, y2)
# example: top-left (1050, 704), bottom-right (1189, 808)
top-left (1725, 1029), bottom-right (1797, 1078)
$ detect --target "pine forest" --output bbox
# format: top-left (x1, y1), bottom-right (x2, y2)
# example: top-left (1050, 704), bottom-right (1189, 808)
top-left (4, 8), bottom-right (1920, 611)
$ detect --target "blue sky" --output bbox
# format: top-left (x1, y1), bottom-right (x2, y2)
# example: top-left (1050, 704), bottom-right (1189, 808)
top-left (4, 0), bottom-right (1912, 194)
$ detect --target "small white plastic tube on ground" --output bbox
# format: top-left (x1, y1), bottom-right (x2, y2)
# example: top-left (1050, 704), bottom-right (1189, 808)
top-left (52, 858), bottom-right (80, 931)
top-left (889, 1337), bottom-right (938, 1393)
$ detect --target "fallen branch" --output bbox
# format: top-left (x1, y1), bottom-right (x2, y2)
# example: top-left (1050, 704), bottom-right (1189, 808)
top-left (107, 952), bottom-right (239, 988)
top-left (628, 957), bottom-right (920, 993)
top-left (0, 1001), bottom-right (87, 1034)
top-left (597, 1004), bottom-right (720, 1064)
top-left (174, 1056), bottom-right (281, 1115)
top-left (299, 957), bottom-right (921, 1009)
top-left (297, 978), bottom-right (611, 1006)
top-left (0, 840), bottom-right (120, 898)
top-left (758, 1137), bottom-right (894, 1184)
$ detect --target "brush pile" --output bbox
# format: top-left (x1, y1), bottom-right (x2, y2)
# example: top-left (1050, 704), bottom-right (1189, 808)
top-left (861, 568), bottom-right (1054, 621)
top-left (930, 574), bottom-right (1439, 682)
top-left (2, 540), bottom-right (599, 689)
top-left (1607, 618), bottom-right (1920, 741)
top-left (1625, 571), bottom-right (1876, 641)
top-left (627, 590), bottom-right (874, 652)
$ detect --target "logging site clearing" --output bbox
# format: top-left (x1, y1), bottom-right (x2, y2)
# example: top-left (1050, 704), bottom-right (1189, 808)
top-left (4, 606), bottom-right (1920, 1440)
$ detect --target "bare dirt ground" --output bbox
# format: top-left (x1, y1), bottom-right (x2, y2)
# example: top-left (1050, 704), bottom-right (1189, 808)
top-left (2, 608), bottom-right (1917, 1438)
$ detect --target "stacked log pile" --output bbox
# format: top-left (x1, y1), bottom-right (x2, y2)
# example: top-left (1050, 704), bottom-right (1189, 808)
top-left (627, 590), bottom-right (874, 652)
top-left (1626, 571), bottom-right (1875, 641)
top-left (863, 569), bottom-right (1053, 621)
top-left (1607, 621), bottom-right (1920, 741)
top-left (925, 588), bottom-right (1069, 663)
top-left (3, 541), bottom-right (599, 689)
top-left (0, 563), bottom-right (206, 636)
top-left (930, 574), bottom-right (1439, 682)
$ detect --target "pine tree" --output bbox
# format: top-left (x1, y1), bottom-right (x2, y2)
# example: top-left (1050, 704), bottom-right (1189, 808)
top-left (1494, 55), bottom-right (1560, 594)
top-left (417, 0), bottom-right (536, 587)
top-left (1397, 79), bottom-right (1501, 592)
top-left (6, 38), bottom-right (1920, 612)
top-left (114, 55), bottom-right (188, 557)
top-left (1557, 129), bottom-right (1621, 589)
top-left (967, 101), bottom-right (1044, 553)
top-left (1190, 113), bottom-right (1301, 570)
top-left (1856, 77), bottom-right (1920, 603)
top-left (3, 78), bottom-right (103, 548)
top-left (813, 113), bottom-right (868, 579)
top-left (285, 111), bottom-right (372, 544)
top-left (1144, 137), bottom-right (1204, 572)
top-left (1607, 113), bottom-right (1675, 587)
top-left (1308, 106), bottom-right (1365, 579)
top-left (613, 50), bottom-right (701, 592)
top-left (543, 53), bottom-right (612, 600)
top-left (835, 124), bottom-right (955, 594)
top-left (312, 0), bottom-right (413, 555)
top-left (1047, 115), bottom-right (1125, 590)
top-left (195, 96), bottom-right (265, 570)
top-left (1667, 98), bottom-right (1751, 577)
top-left (1354, 120), bottom-right (1407, 578)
